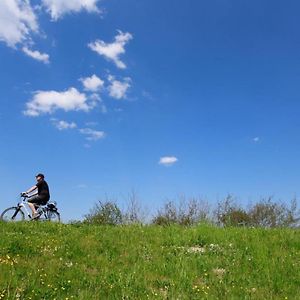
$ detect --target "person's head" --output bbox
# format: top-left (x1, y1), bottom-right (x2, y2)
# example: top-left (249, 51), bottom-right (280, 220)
top-left (35, 173), bottom-right (45, 182)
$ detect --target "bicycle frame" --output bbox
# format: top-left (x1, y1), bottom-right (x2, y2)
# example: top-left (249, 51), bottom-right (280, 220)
top-left (17, 197), bottom-right (33, 219)
top-left (17, 196), bottom-right (56, 220)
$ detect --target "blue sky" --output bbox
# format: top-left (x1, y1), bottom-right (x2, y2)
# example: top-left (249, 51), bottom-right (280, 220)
top-left (1, 0), bottom-right (300, 221)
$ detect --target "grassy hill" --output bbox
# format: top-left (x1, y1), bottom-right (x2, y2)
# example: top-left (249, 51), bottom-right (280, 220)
top-left (0, 222), bottom-right (299, 299)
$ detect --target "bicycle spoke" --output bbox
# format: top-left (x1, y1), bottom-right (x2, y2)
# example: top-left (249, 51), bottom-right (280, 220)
top-left (1, 207), bottom-right (25, 222)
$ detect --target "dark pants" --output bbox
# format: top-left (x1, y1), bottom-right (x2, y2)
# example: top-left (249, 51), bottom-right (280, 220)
top-left (28, 195), bottom-right (48, 206)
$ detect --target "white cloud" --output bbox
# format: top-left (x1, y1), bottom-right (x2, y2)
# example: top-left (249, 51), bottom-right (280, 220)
top-left (88, 31), bottom-right (133, 69)
top-left (24, 87), bottom-right (93, 116)
top-left (159, 156), bottom-right (178, 166)
top-left (0, 0), bottom-right (38, 47)
top-left (79, 128), bottom-right (105, 141)
top-left (22, 47), bottom-right (50, 64)
top-left (81, 74), bottom-right (104, 92)
top-left (108, 76), bottom-right (131, 100)
top-left (253, 137), bottom-right (260, 143)
top-left (51, 119), bottom-right (77, 130)
top-left (42, 0), bottom-right (101, 20)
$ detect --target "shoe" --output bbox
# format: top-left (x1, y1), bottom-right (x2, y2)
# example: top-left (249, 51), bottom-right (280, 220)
top-left (32, 212), bottom-right (41, 219)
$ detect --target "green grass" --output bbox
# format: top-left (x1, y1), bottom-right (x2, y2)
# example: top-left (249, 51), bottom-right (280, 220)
top-left (0, 222), bottom-right (299, 299)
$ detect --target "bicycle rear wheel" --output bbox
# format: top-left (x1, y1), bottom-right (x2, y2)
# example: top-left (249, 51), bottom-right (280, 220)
top-left (0, 207), bottom-right (25, 222)
top-left (47, 211), bottom-right (60, 222)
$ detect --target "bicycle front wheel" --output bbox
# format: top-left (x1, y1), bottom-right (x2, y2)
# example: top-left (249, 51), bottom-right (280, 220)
top-left (0, 207), bottom-right (25, 222)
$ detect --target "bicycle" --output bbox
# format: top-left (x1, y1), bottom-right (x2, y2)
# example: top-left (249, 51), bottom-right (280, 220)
top-left (0, 194), bottom-right (60, 222)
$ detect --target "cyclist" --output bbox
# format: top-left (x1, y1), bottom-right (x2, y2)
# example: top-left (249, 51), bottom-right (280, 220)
top-left (22, 173), bottom-right (50, 218)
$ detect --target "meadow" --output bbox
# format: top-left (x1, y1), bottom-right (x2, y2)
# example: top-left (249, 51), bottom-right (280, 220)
top-left (0, 222), bottom-right (299, 299)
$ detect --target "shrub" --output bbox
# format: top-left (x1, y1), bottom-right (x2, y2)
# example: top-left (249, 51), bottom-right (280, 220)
top-left (84, 200), bottom-right (123, 225)
top-left (152, 201), bottom-right (178, 226)
top-left (152, 197), bottom-right (210, 226)
top-left (215, 195), bottom-right (250, 227)
top-left (248, 198), bottom-right (299, 228)
top-left (123, 190), bottom-right (146, 224)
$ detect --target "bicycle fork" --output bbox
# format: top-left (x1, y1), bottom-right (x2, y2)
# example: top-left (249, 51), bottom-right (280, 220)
top-left (18, 203), bottom-right (32, 219)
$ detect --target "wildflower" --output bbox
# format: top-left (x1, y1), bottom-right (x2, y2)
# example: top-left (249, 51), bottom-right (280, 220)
top-left (212, 268), bottom-right (226, 278)
top-left (65, 262), bottom-right (73, 268)
top-left (187, 246), bottom-right (205, 254)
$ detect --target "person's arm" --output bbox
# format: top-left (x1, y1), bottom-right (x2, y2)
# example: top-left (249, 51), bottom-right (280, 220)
top-left (25, 185), bottom-right (37, 194)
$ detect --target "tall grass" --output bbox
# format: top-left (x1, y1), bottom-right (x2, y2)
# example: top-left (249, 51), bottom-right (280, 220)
top-left (0, 222), bottom-right (299, 299)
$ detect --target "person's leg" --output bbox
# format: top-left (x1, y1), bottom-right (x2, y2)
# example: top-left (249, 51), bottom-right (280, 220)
top-left (28, 195), bottom-right (42, 217)
top-left (28, 202), bottom-right (37, 215)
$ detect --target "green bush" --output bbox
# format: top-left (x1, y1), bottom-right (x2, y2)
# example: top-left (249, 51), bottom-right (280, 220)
top-left (84, 201), bottom-right (123, 225)
top-left (215, 195), bottom-right (250, 226)
top-left (248, 198), bottom-right (299, 228)
top-left (152, 198), bottom-right (210, 226)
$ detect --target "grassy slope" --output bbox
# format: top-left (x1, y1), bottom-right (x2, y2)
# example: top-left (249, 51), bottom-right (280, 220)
top-left (0, 222), bottom-right (299, 299)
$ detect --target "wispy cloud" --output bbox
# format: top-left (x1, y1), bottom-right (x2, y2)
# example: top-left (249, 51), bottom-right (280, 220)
top-left (159, 156), bottom-right (178, 166)
top-left (51, 119), bottom-right (77, 130)
top-left (24, 87), bottom-right (92, 116)
top-left (0, 0), bottom-right (38, 47)
top-left (253, 137), bottom-right (260, 143)
top-left (108, 75), bottom-right (131, 99)
top-left (0, 0), bottom-right (103, 63)
top-left (42, 0), bottom-right (101, 20)
top-left (88, 31), bottom-right (133, 69)
top-left (88, 93), bottom-right (107, 113)
top-left (79, 128), bottom-right (105, 141)
top-left (22, 47), bottom-right (50, 64)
